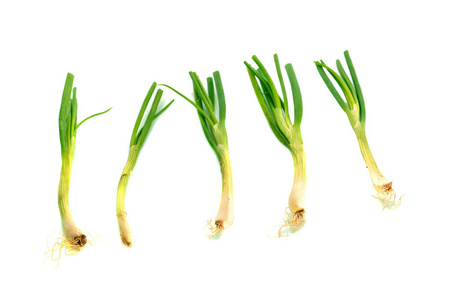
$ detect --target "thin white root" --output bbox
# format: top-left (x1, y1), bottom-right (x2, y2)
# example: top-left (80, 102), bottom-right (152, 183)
top-left (373, 182), bottom-right (403, 210)
top-left (45, 232), bottom-right (89, 265)
top-left (278, 208), bottom-right (305, 237)
top-left (206, 219), bottom-right (226, 240)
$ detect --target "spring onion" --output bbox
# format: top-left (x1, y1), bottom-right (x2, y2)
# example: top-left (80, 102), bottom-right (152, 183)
top-left (315, 50), bottom-right (401, 209)
top-left (244, 54), bottom-right (306, 237)
top-left (56, 73), bottom-right (111, 254)
top-left (161, 71), bottom-right (234, 239)
top-left (116, 83), bottom-right (174, 247)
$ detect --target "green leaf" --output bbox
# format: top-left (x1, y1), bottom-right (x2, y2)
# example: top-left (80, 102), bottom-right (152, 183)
top-left (193, 88), bottom-right (218, 151)
top-left (213, 71), bottom-right (226, 124)
top-left (130, 82), bottom-right (157, 147)
top-left (70, 87), bottom-right (78, 139)
top-left (315, 62), bottom-right (349, 112)
top-left (160, 84), bottom-right (216, 128)
top-left (285, 64), bottom-right (303, 126)
top-left (154, 99), bottom-right (175, 119)
top-left (245, 65), bottom-right (290, 148)
top-left (244, 63), bottom-right (270, 114)
top-left (207, 77), bottom-right (215, 110)
top-left (76, 107), bottom-right (112, 130)
top-left (258, 76), bottom-right (278, 115)
top-left (252, 55), bottom-right (283, 110)
top-left (190, 72), bottom-right (217, 124)
top-left (317, 60), bottom-right (357, 110)
top-left (336, 59), bottom-right (357, 102)
top-left (274, 54), bottom-right (290, 121)
top-left (344, 50), bottom-right (366, 125)
top-left (256, 69), bottom-right (278, 111)
top-left (136, 89), bottom-right (163, 149)
top-left (59, 73), bottom-right (74, 155)
top-left (246, 64), bottom-right (276, 112)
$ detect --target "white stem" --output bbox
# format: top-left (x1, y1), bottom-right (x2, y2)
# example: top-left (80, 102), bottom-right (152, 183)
top-left (289, 145), bottom-right (306, 214)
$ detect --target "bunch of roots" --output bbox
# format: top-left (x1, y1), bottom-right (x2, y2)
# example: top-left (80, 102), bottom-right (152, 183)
top-left (278, 208), bottom-right (305, 237)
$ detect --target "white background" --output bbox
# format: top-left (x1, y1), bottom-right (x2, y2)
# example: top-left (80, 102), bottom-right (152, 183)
top-left (1, 0), bottom-right (449, 299)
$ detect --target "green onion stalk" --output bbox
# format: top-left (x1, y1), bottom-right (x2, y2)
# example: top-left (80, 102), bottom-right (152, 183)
top-left (244, 54), bottom-right (306, 237)
top-left (57, 73), bottom-right (111, 252)
top-left (116, 83), bottom-right (173, 247)
top-left (162, 71), bottom-right (233, 239)
top-left (315, 50), bottom-right (401, 209)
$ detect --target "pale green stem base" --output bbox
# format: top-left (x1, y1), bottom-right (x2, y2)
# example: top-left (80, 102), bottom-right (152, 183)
top-left (58, 156), bottom-right (80, 238)
top-left (116, 145), bottom-right (139, 247)
top-left (58, 141), bottom-right (87, 249)
top-left (277, 127), bottom-right (306, 237)
top-left (289, 145), bottom-right (306, 214)
top-left (209, 146), bottom-right (234, 239)
top-left (353, 122), bottom-right (400, 209)
top-left (278, 143), bottom-right (306, 237)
